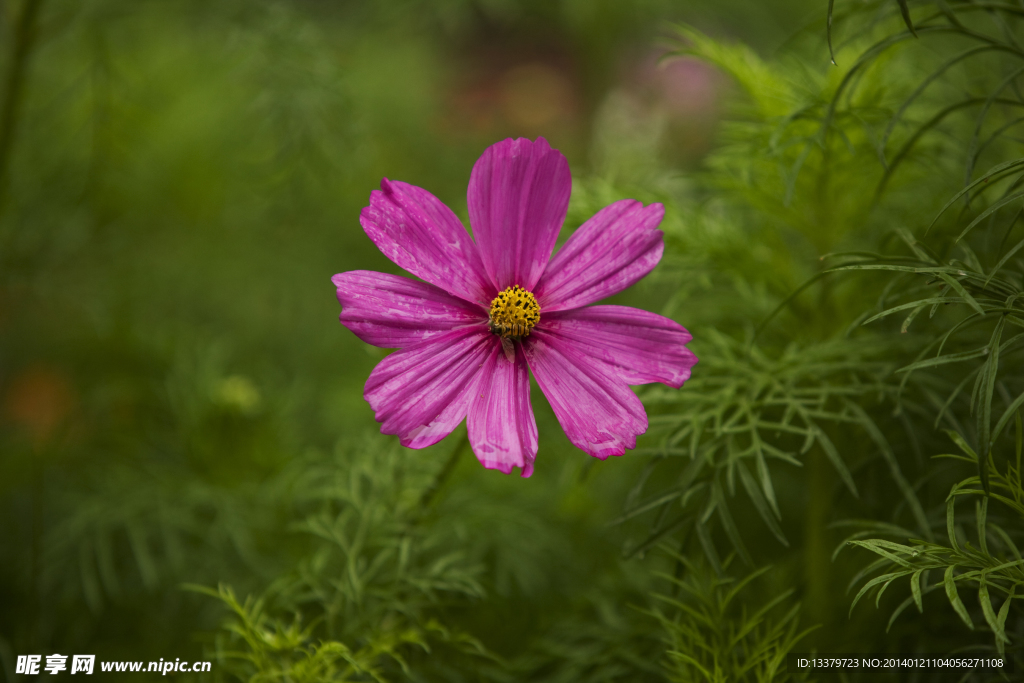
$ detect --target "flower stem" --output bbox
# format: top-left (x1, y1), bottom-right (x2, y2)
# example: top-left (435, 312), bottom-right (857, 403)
top-left (418, 431), bottom-right (469, 510)
top-left (804, 447), bottom-right (832, 633)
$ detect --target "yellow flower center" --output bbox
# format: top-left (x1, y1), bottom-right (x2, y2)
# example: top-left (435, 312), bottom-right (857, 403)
top-left (488, 285), bottom-right (540, 338)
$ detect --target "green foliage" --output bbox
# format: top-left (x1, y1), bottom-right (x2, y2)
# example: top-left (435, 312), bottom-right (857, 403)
top-left (189, 440), bottom-right (490, 682)
top-left (843, 420), bottom-right (1024, 656)
top-left (620, 0), bottom-right (1024, 677)
top-left (621, 331), bottom-right (926, 565)
top-left (198, 584), bottom-right (437, 683)
top-left (799, 2), bottom-right (1024, 671)
top-left (651, 557), bottom-right (815, 682)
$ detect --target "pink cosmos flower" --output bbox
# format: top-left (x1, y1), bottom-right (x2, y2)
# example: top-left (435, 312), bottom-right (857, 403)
top-left (332, 137), bottom-right (696, 477)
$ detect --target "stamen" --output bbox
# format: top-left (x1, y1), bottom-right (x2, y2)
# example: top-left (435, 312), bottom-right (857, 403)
top-left (488, 285), bottom-right (540, 339)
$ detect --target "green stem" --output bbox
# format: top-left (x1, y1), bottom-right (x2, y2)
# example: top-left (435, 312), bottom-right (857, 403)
top-left (804, 447), bottom-right (833, 631)
top-left (418, 431), bottom-right (469, 510)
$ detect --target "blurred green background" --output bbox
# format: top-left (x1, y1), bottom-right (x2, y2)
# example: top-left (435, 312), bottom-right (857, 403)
top-left (4, 0), bottom-right (1023, 681)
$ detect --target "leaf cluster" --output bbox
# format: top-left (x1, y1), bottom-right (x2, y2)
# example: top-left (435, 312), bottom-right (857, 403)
top-left (651, 555), bottom-right (816, 683)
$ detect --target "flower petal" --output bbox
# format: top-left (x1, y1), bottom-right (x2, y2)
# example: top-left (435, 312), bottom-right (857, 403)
top-left (467, 137), bottom-right (571, 291)
top-left (524, 330), bottom-right (647, 459)
top-left (360, 179), bottom-right (492, 305)
top-left (467, 343), bottom-right (538, 477)
top-left (365, 328), bottom-right (492, 448)
top-left (535, 199), bottom-right (664, 311)
top-left (539, 305), bottom-right (697, 388)
top-left (333, 270), bottom-right (486, 349)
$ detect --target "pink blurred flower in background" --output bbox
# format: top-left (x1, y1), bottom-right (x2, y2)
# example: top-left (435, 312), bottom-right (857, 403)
top-left (643, 54), bottom-right (720, 118)
top-left (333, 137), bottom-right (696, 477)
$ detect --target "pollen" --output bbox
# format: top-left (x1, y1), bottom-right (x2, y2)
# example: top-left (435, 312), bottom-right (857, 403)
top-left (488, 285), bottom-right (540, 338)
